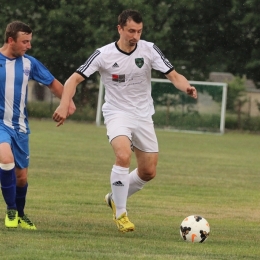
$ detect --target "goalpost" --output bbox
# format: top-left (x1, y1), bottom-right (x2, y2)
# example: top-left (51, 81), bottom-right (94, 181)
top-left (96, 78), bottom-right (227, 134)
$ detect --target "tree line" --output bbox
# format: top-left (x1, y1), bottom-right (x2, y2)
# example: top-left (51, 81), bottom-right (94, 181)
top-left (0, 0), bottom-right (259, 87)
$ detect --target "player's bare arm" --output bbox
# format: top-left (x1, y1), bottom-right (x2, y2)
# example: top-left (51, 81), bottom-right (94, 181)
top-left (52, 72), bottom-right (85, 126)
top-left (49, 79), bottom-right (76, 117)
top-left (48, 79), bottom-right (64, 98)
top-left (48, 79), bottom-right (76, 116)
top-left (166, 70), bottom-right (197, 99)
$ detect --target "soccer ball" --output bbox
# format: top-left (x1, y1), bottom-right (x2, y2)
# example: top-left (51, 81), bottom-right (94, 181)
top-left (180, 215), bottom-right (210, 243)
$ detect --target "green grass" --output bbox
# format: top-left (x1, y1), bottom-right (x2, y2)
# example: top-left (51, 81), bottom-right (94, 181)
top-left (0, 119), bottom-right (259, 260)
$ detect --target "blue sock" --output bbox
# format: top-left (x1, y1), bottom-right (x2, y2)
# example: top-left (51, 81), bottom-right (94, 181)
top-left (16, 183), bottom-right (28, 217)
top-left (0, 167), bottom-right (17, 209)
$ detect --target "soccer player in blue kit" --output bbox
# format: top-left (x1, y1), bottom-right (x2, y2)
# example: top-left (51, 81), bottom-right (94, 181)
top-left (53, 9), bottom-right (197, 232)
top-left (0, 21), bottom-right (76, 229)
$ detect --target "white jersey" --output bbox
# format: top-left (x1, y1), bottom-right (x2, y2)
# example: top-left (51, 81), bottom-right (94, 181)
top-left (76, 40), bottom-right (174, 118)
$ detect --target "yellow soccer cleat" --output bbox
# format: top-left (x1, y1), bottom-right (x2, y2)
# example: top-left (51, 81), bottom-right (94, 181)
top-left (114, 212), bottom-right (135, 233)
top-left (5, 209), bottom-right (18, 228)
top-left (18, 214), bottom-right (37, 230)
top-left (104, 193), bottom-right (116, 218)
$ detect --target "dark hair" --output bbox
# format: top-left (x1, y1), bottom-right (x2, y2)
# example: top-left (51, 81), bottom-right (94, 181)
top-left (118, 9), bottom-right (143, 28)
top-left (4, 21), bottom-right (32, 43)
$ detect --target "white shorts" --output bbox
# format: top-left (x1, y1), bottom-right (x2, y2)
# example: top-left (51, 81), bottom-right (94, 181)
top-left (105, 115), bottom-right (159, 153)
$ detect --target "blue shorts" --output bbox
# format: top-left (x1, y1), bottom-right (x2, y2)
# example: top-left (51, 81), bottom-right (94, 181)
top-left (0, 124), bottom-right (30, 169)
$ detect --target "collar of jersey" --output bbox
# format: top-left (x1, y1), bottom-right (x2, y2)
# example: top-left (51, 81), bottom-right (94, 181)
top-left (115, 41), bottom-right (137, 56)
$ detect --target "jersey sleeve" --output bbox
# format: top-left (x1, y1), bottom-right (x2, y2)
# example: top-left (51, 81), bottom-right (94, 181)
top-left (26, 55), bottom-right (55, 86)
top-left (76, 50), bottom-right (101, 79)
top-left (151, 44), bottom-right (175, 74)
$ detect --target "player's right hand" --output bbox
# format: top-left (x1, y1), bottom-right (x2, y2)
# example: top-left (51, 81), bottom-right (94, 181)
top-left (52, 105), bottom-right (68, 127)
top-left (187, 86), bottom-right (197, 99)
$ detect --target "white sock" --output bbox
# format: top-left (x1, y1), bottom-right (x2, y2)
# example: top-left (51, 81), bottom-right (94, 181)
top-left (110, 165), bottom-right (129, 218)
top-left (128, 168), bottom-right (147, 198)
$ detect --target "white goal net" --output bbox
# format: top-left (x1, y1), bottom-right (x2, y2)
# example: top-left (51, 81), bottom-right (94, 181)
top-left (96, 78), bottom-right (227, 134)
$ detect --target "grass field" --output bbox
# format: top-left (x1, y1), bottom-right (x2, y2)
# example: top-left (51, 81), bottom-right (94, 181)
top-left (0, 119), bottom-right (259, 260)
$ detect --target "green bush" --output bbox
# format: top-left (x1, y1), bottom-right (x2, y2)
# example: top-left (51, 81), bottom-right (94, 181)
top-left (224, 114), bottom-right (238, 130)
top-left (27, 101), bottom-right (54, 118)
top-left (153, 111), bottom-right (260, 132)
top-left (153, 111), bottom-right (221, 132)
top-left (225, 114), bottom-right (260, 131)
top-left (27, 102), bottom-right (260, 132)
top-left (27, 101), bottom-right (96, 122)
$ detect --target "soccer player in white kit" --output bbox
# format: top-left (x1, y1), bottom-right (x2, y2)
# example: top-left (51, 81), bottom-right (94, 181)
top-left (53, 9), bottom-right (197, 232)
top-left (0, 21), bottom-right (76, 229)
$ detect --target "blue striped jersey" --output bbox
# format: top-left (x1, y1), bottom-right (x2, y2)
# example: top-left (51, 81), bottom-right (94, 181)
top-left (0, 53), bottom-right (54, 134)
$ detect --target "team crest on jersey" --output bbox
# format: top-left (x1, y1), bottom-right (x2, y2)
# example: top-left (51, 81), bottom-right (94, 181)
top-left (23, 67), bottom-right (30, 76)
top-left (135, 58), bottom-right (144, 68)
top-left (112, 74), bottom-right (125, 82)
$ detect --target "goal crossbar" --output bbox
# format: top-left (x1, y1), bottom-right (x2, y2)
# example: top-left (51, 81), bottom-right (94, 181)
top-left (96, 78), bottom-right (228, 134)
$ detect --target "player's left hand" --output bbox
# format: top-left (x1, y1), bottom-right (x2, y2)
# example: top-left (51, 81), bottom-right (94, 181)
top-left (186, 86), bottom-right (197, 99)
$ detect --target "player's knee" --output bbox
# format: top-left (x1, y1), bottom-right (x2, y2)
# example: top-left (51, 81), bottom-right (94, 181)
top-left (15, 168), bottom-right (28, 186)
top-left (115, 152), bottom-right (131, 167)
top-left (0, 162), bottom-right (15, 170)
top-left (148, 169), bottom-right (156, 180)
top-left (16, 175), bottom-right (27, 186)
top-left (140, 168), bottom-right (156, 181)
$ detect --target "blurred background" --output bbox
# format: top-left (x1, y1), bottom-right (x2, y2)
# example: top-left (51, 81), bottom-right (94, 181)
top-left (1, 0), bottom-right (260, 131)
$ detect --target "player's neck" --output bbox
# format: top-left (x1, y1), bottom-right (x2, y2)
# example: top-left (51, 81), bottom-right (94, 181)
top-left (117, 40), bottom-right (136, 53)
top-left (0, 44), bottom-right (6, 54)
top-left (0, 44), bottom-right (15, 59)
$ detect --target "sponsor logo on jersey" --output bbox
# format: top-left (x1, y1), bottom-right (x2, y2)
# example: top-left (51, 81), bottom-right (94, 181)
top-left (23, 67), bottom-right (30, 76)
top-left (135, 58), bottom-right (144, 68)
top-left (112, 74), bottom-right (125, 82)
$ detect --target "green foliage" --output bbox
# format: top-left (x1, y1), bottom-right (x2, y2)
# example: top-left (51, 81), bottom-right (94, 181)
top-left (226, 76), bottom-right (246, 111)
top-left (1, 0), bottom-right (260, 85)
top-left (27, 100), bottom-right (260, 132)
top-left (152, 82), bottom-right (197, 108)
top-left (226, 113), bottom-right (260, 131)
top-left (1, 0), bottom-right (260, 132)
top-left (27, 101), bottom-right (55, 118)
top-left (0, 120), bottom-right (260, 259)
top-left (27, 101), bottom-right (96, 121)
top-left (153, 111), bottom-right (221, 132)
top-left (72, 81), bottom-right (99, 108)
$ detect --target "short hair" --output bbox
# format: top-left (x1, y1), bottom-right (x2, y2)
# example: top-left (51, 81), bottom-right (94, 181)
top-left (4, 21), bottom-right (32, 43)
top-left (118, 9), bottom-right (143, 28)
